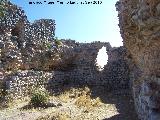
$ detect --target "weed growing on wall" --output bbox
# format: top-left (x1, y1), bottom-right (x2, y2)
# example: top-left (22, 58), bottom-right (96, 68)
top-left (54, 37), bottom-right (62, 47)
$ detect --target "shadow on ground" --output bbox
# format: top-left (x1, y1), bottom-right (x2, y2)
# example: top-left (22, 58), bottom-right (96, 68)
top-left (48, 83), bottom-right (139, 120)
top-left (90, 86), bottom-right (139, 120)
top-left (20, 102), bottom-right (56, 110)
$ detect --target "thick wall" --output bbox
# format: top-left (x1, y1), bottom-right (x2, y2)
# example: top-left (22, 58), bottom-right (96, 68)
top-left (116, 0), bottom-right (160, 119)
top-left (0, 1), bottom-right (56, 71)
top-left (1, 1), bottom-right (130, 103)
top-left (3, 42), bottom-right (130, 99)
top-left (4, 71), bottom-right (53, 99)
top-left (49, 44), bottom-right (129, 91)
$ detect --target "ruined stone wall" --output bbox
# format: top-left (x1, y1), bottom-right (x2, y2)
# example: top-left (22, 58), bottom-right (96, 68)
top-left (4, 71), bottom-right (53, 99)
top-left (48, 43), bottom-right (130, 93)
top-left (0, 1), bottom-right (56, 72)
top-left (2, 40), bottom-right (130, 99)
top-left (0, 1), bottom-right (130, 101)
top-left (0, 1), bottom-right (57, 100)
top-left (116, 0), bottom-right (160, 119)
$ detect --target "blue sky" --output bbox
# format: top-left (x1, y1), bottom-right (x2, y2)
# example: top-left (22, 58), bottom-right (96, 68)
top-left (10, 0), bottom-right (123, 47)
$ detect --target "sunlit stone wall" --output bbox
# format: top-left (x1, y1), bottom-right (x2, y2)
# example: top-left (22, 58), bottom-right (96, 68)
top-left (0, 1), bottom-right (130, 100)
top-left (48, 43), bottom-right (130, 92)
top-left (3, 40), bottom-right (130, 99)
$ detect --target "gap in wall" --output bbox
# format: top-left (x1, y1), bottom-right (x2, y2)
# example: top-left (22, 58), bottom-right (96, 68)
top-left (95, 46), bottom-right (108, 71)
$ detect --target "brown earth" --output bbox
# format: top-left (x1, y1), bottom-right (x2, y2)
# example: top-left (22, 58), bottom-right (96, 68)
top-left (0, 86), bottom-right (139, 120)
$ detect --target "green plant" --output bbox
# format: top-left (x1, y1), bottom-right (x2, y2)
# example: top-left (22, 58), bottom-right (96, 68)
top-left (46, 42), bottom-right (52, 49)
top-left (54, 37), bottom-right (62, 46)
top-left (30, 88), bottom-right (49, 106)
top-left (40, 41), bottom-right (53, 50)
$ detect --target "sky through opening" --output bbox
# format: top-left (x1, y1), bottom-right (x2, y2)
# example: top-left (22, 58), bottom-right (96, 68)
top-left (95, 46), bottom-right (108, 71)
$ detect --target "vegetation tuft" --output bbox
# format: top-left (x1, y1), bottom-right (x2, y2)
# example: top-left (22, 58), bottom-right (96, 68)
top-left (30, 88), bottom-right (49, 107)
top-left (75, 95), bottom-right (102, 110)
top-left (56, 86), bottom-right (102, 110)
top-left (54, 37), bottom-right (62, 46)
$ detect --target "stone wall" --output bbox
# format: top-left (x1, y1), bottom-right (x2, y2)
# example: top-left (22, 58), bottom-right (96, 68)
top-left (0, 1), bottom-right (130, 103)
top-left (50, 41), bottom-right (129, 90)
top-left (116, 0), bottom-right (160, 119)
top-left (0, 1), bottom-right (56, 71)
top-left (4, 71), bottom-right (53, 99)
top-left (2, 1), bottom-right (160, 119)
top-left (2, 41), bottom-right (130, 99)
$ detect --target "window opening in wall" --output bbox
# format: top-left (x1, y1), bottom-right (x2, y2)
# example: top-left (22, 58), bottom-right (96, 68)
top-left (95, 46), bottom-right (108, 71)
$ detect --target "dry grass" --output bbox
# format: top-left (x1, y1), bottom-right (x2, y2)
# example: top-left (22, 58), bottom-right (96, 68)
top-left (56, 86), bottom-right (103, 110)
top-left (75, 94), bottom-right (102, 110)
top-left (57, 92), bottom-right (71, 103)
top-left (36, 112), bottom-right (70, 120)
top-left (36, 87), bottom-right (103, 119)
top-left (74, 87), bottom-right (102, 110)
top-left (57, 86), bottom-right (90, 103)
top-left (0, 85), bottom-right (138, 120)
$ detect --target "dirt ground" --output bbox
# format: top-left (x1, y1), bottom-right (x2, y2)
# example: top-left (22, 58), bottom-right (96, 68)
top-left (0, 86), bottom-right (139, 120)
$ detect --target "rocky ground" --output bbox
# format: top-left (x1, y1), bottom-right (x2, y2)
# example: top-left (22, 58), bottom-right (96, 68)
top-left (0, 86), bottom-right (139, 120)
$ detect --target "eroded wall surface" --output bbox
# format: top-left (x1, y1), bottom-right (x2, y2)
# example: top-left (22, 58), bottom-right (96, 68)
top-left (49, 43), bottom-right (129, 92)
top-left (0, 2), bottom-right (130, 103)
top-left (116, 0), bottom-right (160, 119)
top-left (0, 1), bottom-right (56, 72)
top-left (3, 40), bottom-right (130, 99)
